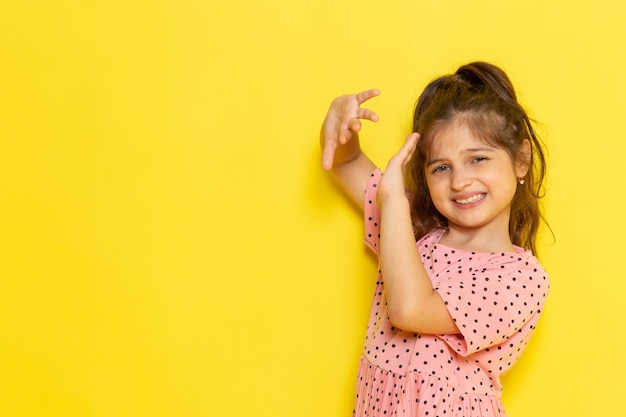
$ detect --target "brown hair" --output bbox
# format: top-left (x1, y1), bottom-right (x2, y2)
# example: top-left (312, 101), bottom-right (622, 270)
top-left (406, 61), bottom-right (547, 254)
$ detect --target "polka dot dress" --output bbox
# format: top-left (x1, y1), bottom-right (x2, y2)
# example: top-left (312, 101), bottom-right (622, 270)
top-left (354, 169), bottom-right (549, 417)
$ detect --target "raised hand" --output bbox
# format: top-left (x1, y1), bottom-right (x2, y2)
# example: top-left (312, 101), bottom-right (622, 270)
top-left (321, 89), bottom-right (380, 170)
top-left (378, 132), bottom-right (420, 206)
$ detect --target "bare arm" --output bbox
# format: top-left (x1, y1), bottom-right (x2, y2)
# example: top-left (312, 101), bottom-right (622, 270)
top-left (320, 90), bottom-right (380, 211)
top-left (378, 134), bottom-right (460, 335)
top-left (321, 93), bottom-right (459, 335)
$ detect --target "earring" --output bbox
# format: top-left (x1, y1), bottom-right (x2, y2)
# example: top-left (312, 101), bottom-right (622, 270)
top-left (518, 178), bottom-right (525, 185)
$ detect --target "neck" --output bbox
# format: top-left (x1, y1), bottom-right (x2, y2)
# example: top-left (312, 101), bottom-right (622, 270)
top-left (440, 225), bottom-right (515, 253)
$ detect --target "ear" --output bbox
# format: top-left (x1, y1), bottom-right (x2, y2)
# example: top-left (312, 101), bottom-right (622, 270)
top-left (515, 139), bottom-right (531, 178)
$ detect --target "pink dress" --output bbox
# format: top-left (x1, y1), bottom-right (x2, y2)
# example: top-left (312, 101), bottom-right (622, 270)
top-left (354, 170), bottom-right (549, 417)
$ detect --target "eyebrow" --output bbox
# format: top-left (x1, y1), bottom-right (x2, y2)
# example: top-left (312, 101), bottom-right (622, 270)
top-left (427, 147), bottom-right (495, 166)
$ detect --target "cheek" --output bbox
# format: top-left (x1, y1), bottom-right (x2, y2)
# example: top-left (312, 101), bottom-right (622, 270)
top-left (425, 177), bottom-right (446, 203)
top-left (424, 175), bottom-right (436, 195)
top-left (487, 169), bottom-right (518, 200)
top-left (482, 161), bottom-right (516, 184)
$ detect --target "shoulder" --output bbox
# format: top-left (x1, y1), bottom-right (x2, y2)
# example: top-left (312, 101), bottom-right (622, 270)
top-left (480, 251), bottom-right (550, 296)
top-left (365, 168), bottom-right (382, 189)
top-left (416, 229), bottom-right (444, 250)
top-left (418, 229), bottom-right (445, 243)
top-left (493, 249), bottom-right (548, 277)
top-left (471, 250), bottom-right (548, 280)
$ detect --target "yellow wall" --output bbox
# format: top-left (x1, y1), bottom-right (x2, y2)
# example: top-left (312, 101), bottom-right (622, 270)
top-left (1, 1), bottom-right (625, 416)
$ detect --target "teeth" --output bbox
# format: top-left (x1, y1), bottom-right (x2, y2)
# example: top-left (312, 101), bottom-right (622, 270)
top-left (455, 194), bottom-right (484, 204)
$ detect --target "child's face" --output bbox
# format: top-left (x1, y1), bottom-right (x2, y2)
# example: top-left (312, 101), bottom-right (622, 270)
top-left (424, 122), bottom-right (527, 239)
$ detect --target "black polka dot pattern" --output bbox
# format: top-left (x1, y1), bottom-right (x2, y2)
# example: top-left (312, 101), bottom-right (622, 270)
top-left (354, 169), bottom-right (549, 417)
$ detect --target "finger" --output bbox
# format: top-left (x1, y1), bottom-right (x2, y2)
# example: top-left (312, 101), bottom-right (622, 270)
top-left (346, 118), bottom-right (362, 136)
top-left (400, 132), bottom-right (419, 156)
top-left (321, 138), bottom-right (338, 170)
top-left (399, 133), bottom-right (420, 169)
top-left (387, 133), bottom-right (419, 170)
top-left (355, 89), bottom-right (380, 105)
top-left (403, 132), bottom-right (420, 149)
top-left (356, 107), bottom-right (379, 123)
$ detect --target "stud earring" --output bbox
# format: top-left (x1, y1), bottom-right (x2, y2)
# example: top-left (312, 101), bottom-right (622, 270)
top-left (518, 178), bottom-right (525, 185)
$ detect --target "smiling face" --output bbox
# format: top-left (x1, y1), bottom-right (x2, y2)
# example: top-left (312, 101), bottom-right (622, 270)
top-left (425, 120), bottom-right (529, 251)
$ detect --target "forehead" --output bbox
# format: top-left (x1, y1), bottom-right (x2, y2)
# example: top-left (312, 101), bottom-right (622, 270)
top-left (428, 122), bottom-right (494, 156)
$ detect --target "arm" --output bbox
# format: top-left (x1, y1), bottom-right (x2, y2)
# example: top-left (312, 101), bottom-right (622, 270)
top-left (377, 133), bottom-right (460, 335)
top-left (320, 90), bottom-right (380, 211)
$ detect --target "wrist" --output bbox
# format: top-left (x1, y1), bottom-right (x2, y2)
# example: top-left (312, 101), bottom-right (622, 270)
top-left (331, 136), bottom-right (362, 167)
top-left (377, 189), bottom-right (409, 209)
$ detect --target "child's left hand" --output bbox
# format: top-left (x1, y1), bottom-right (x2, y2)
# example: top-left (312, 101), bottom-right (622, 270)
top-left (378, 133), bottom-right (420, 206)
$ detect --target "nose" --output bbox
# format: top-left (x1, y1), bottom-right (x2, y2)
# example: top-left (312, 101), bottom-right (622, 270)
top-left (450, 166), bottom-right (472, 190)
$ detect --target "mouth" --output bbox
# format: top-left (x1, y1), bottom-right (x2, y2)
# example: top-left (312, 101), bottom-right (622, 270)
top-left (454, 193), bottom-right (486, 205)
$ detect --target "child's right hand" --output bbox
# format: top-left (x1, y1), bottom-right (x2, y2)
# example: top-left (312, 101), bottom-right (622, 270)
top-left (321, 89), bottom-right (380, 170)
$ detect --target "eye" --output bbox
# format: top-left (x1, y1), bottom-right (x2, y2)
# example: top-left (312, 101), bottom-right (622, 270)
top-left (472, 156), bottom-right (488, 163)
top-left (432, 165), bottom-right (450, 174)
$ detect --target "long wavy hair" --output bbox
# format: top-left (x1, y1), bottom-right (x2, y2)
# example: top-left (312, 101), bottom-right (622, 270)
top-left (406, 62), bottom-right (547, 254)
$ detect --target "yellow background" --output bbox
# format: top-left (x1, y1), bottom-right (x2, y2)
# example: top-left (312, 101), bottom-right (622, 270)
top-left (1, 1), bottom-right (625, 416)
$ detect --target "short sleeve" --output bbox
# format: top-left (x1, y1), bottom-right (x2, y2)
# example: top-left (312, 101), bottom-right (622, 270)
top-left (433, 253), bottom-right (550, 356)
top-left (364, 169), bottom-right (382, 255)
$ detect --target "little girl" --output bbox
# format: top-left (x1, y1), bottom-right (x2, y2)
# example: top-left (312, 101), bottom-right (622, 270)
top-left (320, 62), bottom-right (549, 417)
